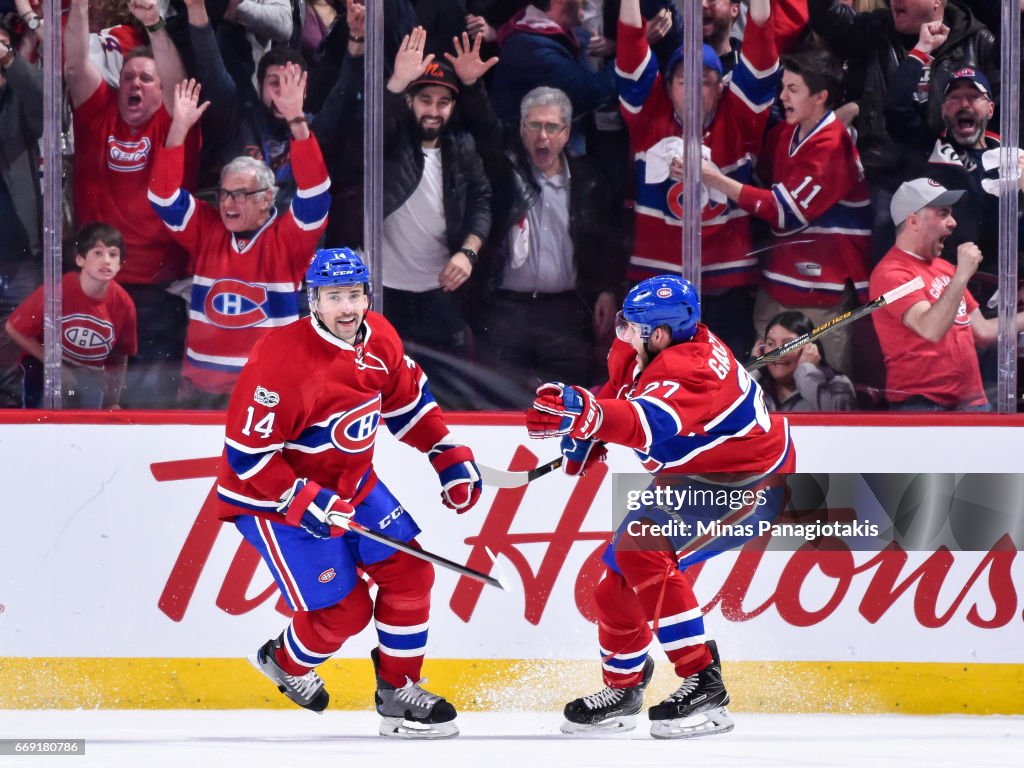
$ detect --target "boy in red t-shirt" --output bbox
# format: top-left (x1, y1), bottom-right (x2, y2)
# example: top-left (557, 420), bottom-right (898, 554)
top-left (5, 223), bottom-right (138, 408)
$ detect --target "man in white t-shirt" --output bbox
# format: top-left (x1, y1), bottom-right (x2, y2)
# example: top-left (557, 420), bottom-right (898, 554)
top-left (381, 27), bottom-right (492, 404)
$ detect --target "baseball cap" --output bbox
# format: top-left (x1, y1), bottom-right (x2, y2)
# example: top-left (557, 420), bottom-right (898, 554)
top-left (664, 43), bottom-right (723, 82)
top-left (408, 62), bottom-right (459, 95)
top-left (943, 67), bottom-right (991, 99)
top-left (890, 178), bottom-right (965, 226)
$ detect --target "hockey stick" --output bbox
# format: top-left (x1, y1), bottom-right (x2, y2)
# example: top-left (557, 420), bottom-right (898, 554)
top-left (477, 275), bottom-right (925, 489)
top-left (341, 518), bottom-right (511, 590)
top-left (745, 275), bottom-right (925, 371)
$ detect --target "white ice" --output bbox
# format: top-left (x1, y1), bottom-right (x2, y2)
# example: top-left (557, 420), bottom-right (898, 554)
top-left (1, 710), bottom-right (1021, 768)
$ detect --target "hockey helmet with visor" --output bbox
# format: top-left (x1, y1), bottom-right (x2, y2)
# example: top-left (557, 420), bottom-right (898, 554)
top-left (616, 275), bottom-right (701, 343)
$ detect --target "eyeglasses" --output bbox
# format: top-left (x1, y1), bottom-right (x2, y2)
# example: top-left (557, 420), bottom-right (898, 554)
top-left (217, 187), bottom-right (269, 203)
top-left (523, 121), bottom-right (566, 136)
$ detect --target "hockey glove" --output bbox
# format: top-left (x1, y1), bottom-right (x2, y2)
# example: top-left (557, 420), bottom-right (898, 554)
top-left (428, 442), bottom-right (483, 513)
top-left (527, 382), bottom-right (603, 439)
top-left (279, 479), bottom-right (355, 539)
top-left (560, 436), bottom-right (607, 477)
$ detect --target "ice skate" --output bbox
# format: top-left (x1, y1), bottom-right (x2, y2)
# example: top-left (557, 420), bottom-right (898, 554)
top-left (372, 648), bottom-right (458, 739)
top-left (648, 640), bottom-right (733, 739)
top-left (560, 656), bottom-right (655, 735)
top-left (251, 635), bottom-right (329, 713)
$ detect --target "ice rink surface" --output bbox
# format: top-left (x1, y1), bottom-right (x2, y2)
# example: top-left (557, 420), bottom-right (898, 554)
top-left (1, 710), bottom-right (1021, 767)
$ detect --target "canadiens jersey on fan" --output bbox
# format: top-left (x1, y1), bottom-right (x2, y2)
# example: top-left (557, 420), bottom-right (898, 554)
top-left (600, 328), bottom-right (792, 476)
top-left (615, 16), bottom-right (778, 288)
top-left (148, 136), bottom-right (330, 393)
top-left (216, 311), bottom-right (451, 521)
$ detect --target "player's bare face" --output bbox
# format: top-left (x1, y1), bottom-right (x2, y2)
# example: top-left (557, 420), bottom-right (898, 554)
top-left (521, 105), bottom-right (568, 177)
top-left (669, 68), bottom-right (722, 124)
top-left (941, 84), bottom-right (993, 148)
top-left (763, 324), bottom-right (801, 384)
top-left (218, 168), bottom-right (272, 233)
top-left (76, 242), bottom-right (122, 284)
top-left (890, 0), bottom-right (941, 36)
top-left (407, 86), bottom-right (455, 145)
top-left (117, 57), bottom-right (163, 128)
top-left (315, 286), bottom-right (369, 343)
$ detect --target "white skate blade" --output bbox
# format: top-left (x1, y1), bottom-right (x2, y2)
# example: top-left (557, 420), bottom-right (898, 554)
top-left (650, 706), bottom-right (734, 740)
top-left (560, 715), bottom-right (637, 736)
top-left (378, 716), bottom-right (459, 740)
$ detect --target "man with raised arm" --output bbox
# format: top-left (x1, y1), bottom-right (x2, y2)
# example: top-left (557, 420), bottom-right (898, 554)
top-left (147, 78), bottom-right (330, 408)
top-left (65, 0), bottom-right (198, 407)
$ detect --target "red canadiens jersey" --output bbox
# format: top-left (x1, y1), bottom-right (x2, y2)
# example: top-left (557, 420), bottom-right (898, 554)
top-left (8, 272), bottom-right (138, 367)
top-left (598, 328), bottom-right (793, 476)
top-left (72, 81), bottom-right (199, 285)
top-left (742, 113), bottom-right (872, 307)
top-left (216, 312), bottom-right (451, 521)
top-left (615, 18), bottom-right (779, 289)
top-left (870, 248), bottom-right (985, 407)
top-left (148, 137), bottom-right (330, 394)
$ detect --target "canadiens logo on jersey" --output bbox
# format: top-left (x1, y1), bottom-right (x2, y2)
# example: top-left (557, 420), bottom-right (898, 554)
top-left (62, 314), bottom-right (115, 363)
top-left (331, 396), bottom-right (382, 453)
top-left (203, 279), bottom-right (270, 329)
top-left (286, 394), bottom-right (383, 455)
top-left (106, 135), bottom-right (152, 172)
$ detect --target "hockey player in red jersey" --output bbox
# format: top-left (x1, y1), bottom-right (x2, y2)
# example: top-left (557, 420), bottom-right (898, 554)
top-left (218, 249), bottom-right (482, 738)
top-left (526, 275), bottom-right (794, 738)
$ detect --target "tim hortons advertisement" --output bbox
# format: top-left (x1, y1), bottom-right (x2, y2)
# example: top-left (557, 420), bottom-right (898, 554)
top-left (0, 421), bottom-right (1021, 664)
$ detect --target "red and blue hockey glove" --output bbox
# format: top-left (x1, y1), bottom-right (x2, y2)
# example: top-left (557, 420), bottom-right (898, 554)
top-left (527, 382), bottom-right (603, 439)
top-left (278, 479), bottom-right (355, 539)
top-left (429, 442), bottom-right (483, 513)
top-left (560, 436), bottom-right (607, 477)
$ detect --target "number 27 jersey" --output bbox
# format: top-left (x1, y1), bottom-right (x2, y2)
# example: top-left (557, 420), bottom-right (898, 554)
top-left (602, 326), bottom-right (793, 476)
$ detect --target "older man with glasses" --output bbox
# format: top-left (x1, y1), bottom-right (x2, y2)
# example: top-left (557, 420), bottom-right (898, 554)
top-left (147, 77), bottom-right (331, 409)
top-left (461, 80), bottom-right (625, 399)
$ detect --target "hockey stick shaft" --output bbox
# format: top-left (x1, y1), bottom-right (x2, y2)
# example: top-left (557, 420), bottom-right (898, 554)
top-left (746, 275), bottom-right (924, 371)
top-left (479, 276), bottom-right (924, 488)
top-left (343, 519), bottom-right (506, 590)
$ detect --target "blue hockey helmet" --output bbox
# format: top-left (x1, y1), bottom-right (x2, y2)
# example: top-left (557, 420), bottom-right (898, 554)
top-left (619, 275), bottom-right (700, 342)
top-left (306, 247), bottom-right (370, 289)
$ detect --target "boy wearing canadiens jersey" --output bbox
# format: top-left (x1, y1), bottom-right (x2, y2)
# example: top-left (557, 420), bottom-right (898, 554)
top-left (702, 48), bottom-right (872, 375)
top-left (5, 222), bottom-right (137, 408)
top-left (527, 275), bottom-right (793, 739)
top-left (217, 249), bottom-right (483, 739)
top-left (148, 77), bottom-right (330, 409)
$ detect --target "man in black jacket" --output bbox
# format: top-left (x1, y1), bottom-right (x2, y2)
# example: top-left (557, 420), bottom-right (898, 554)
top-left (462, 79), bottom-right (625, 395)
top-left (808, 0), bottom-right (998, 258)
top-left (382, 27), bottom-right (492, 404)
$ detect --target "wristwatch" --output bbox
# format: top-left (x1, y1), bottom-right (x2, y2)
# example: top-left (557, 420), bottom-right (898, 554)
top-left (23, 14), bottom-right (40, 31)
top-left (457, 247), bottom-right (478, 265)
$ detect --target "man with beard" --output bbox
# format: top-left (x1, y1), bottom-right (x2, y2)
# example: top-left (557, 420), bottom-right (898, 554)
top-left (887, 62), bottom-right (1021, 274)
top-left (703, 0), bottom-right (743, 77)
top-left (380, 27), bottom-right (492, 406)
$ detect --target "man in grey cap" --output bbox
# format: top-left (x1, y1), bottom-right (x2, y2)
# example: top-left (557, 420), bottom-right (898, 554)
top-left (868, 178), bottom-right (1024, 411)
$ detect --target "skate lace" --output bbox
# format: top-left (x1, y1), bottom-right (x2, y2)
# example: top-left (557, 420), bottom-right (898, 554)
top-left (396, 678), bottom-right (442, 710)
top-left (667, 673), bottom-right (699, 701)
top-left (582, 686), bottom-right (625, 710)
top-left (284, 669), bottom-right (324, 699)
